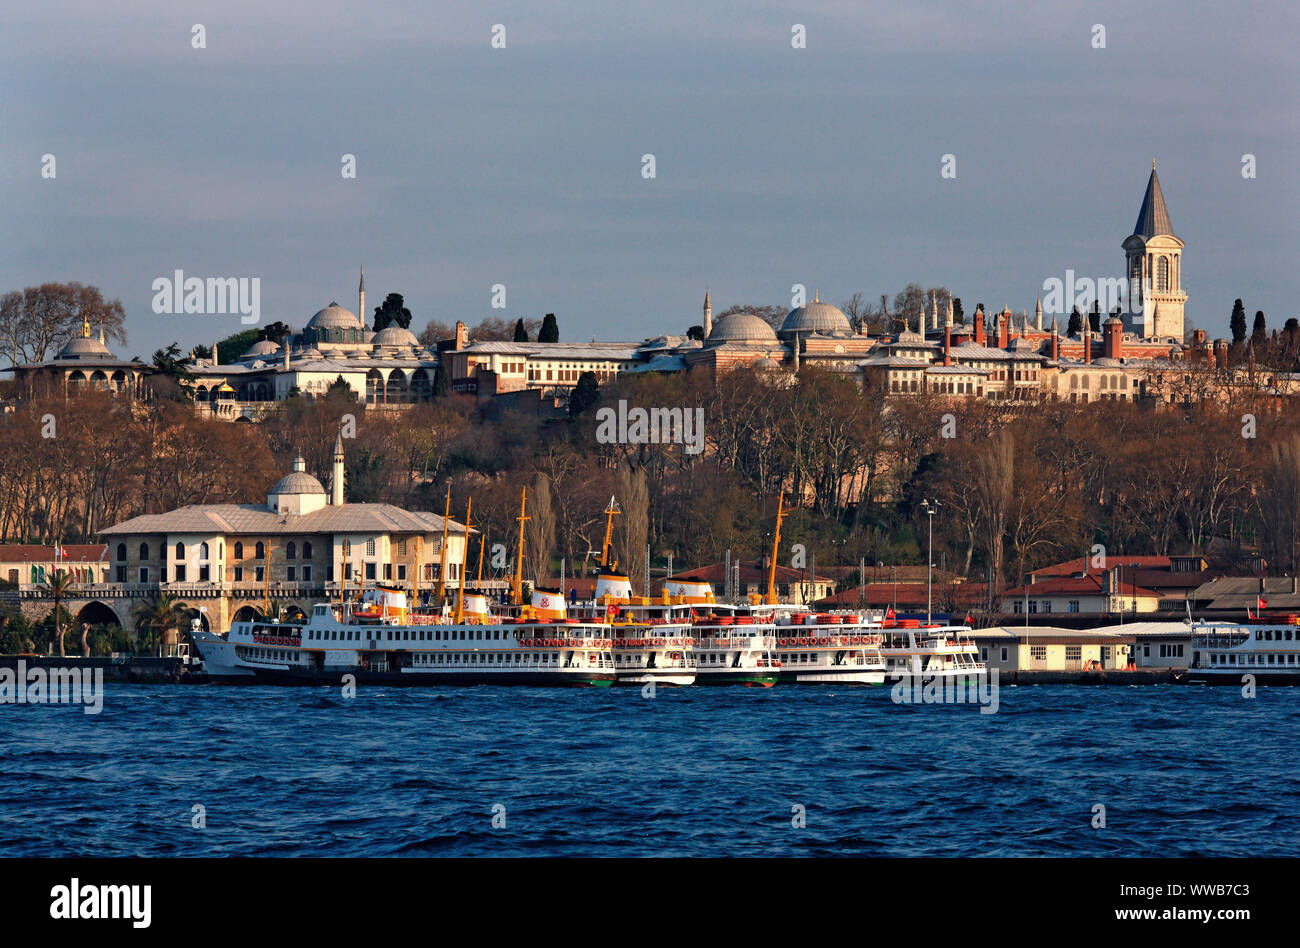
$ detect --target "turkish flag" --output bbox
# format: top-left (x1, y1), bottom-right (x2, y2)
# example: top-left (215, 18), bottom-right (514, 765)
top-left (1258, 596), bottom-right (1268, 610)
top-left (884, 606), bottom-right (896, 621)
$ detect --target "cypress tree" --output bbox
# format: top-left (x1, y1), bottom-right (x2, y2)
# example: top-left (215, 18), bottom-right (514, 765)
top-left (513, 318), bottom-right (529, 342)
top-left (1230, 299), bottom-right (1247, 344)
top-left (538, 313), bottom-right (559, 343)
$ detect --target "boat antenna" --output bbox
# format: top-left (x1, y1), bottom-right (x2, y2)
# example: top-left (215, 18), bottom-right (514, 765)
top-left (765, 492), bottom-right (785, 605)
top-left (513, 486), bottom-right (529, 606)
top-left (600, 495), bottom-right (621, 570)
top-left (453, 497), bottom-right (472, 624)
top-left (437, 481), bottom-right (451, 604)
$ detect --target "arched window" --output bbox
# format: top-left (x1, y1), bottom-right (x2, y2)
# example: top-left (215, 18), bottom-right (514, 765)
top-left (1156, 256), bottom-right (1170, 292)
top-left (175, 542), bottom-right (185, 559)
top-left (286, 542), bottom-right (297, 560)
top-left (255, 542), bottom-right (265, 560)
top-left (116, 543), bottom-right (127, 561)
top-left (200, 542), bottom-right (210, 560)
top-left (234, 542), bottom-right (243, 559)
top-left (302, 541), bottom-right (312, 559)
top-left (139, 543), bottom-right (149, 561)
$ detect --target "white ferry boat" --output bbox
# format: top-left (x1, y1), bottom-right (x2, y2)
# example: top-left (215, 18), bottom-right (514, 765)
top-left (870, 613), bottom-right (986, 681)
top-left (770, 611), bottom-right (887, 684)
top-left (191, 585), bottom-right (616, 687)
top-left (1189, 615), bottom-right (1300, 684)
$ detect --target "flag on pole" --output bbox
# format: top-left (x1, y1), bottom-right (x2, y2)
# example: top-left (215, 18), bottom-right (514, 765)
top-left (1258, 596), bottom-right (1268, 611)
top-left (884, 606), bottom-right (896, 621)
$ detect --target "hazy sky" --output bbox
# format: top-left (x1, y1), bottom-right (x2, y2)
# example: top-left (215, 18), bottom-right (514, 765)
top-left (1, 1), bottom-right (1295, 360)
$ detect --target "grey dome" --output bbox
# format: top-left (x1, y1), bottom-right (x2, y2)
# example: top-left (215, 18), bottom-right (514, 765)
top-left (57, 336), bottom-right (113, 359)
top-left (243, 339), bottom-right (280, 358)
top-left (269, 471), bottom-right (325, 495)
top-left (372, 325), bottom-right (419, 347)
top-left (307, 302), bottom-right (362, 331)
top-left (708, 312), bottom-right (778, 343)
top-left (751, 357), bottom-right (781, 371)
top-left (780, 298), bottom-right (851, 336)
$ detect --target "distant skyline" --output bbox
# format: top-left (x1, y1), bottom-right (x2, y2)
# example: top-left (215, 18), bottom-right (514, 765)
top-left (1, 1), bottom-right (1295, 361)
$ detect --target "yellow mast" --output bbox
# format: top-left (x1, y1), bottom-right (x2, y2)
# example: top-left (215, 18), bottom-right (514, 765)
top-left (765, 492), bottom-right (785, 605)
top-left (600, 496), bottom-right (620, 569)
top-left (340, 539), bottom-right (350, 604)
top-left (513, 487), bottom-right (529, 606)
top-left (453, 497), bottom-right (471, 623)
top-left (476, 532), bottom-right (486, 586)
top-left (437, 482), bottom-right (451, 603)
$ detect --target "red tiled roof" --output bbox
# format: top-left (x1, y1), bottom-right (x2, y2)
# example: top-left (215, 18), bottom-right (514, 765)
top-left (1032, 556), bottom-right (1172, 578)
top-left (1003, 574), bottom-right (1159, 598)
top-left (815, 582), bottom-right (984, 609)
top-left (0, 544), bottom-right (107, 564)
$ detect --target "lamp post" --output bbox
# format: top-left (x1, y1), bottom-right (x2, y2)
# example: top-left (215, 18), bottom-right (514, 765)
top-left (921, 499), bottom-right (940, 624)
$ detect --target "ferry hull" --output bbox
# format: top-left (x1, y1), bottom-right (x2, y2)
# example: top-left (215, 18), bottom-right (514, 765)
top-left (692, 670), bottom-right (777, 687)
top-left (241, 667), bottom-right (615, 687)
top-left (778, 669), bottom-right (885, 685)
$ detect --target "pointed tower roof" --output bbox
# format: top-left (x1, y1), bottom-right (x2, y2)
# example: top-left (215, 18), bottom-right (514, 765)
top-left (358, 264), bottom-right (365, 292)
top-left (1132, 161), bottom-right (1176, 239)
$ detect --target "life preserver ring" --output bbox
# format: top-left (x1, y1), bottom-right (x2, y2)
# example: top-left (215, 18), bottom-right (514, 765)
top-left (819, 637), bottom-right (828, 646)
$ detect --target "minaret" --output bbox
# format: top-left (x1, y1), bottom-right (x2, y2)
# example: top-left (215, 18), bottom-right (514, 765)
top-left (1036, 296), bottom-right (1043, 332)
top-left (212, 339), bottom-right (219, 366)
top-left (331, 432), bottom-right (345, 506)
top-left (358, 264), bottom-right (366, 327)
top-left (942, 296), bottom-right (953, 366)
top-left (1050, 317), bottom-right (1060, 361)
top-left (703, 289), bottom-right (712, 338)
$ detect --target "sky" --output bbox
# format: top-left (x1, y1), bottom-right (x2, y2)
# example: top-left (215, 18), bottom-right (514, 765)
top-left (1, 0), bottom-right (1295, 360)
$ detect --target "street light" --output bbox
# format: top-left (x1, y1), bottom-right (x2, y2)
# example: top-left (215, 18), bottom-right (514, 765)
top-left (920, 499), bottom-right (940, 624)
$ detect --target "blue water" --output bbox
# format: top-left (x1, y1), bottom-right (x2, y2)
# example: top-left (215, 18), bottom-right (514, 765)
top-left (1, 683), bottom-right (1296, 857)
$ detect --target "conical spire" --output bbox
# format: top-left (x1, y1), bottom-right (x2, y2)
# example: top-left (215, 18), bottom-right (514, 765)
top-left (1132, 161), bottom-right (1175, 238)
top-left (358, 264), bottom-right (365, 292)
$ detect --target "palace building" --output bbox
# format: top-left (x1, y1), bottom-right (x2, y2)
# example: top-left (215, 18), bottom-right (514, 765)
top-left (95, 435), bottom-right (472, 634)
top-left (11, 316), bottom-right (152, 399)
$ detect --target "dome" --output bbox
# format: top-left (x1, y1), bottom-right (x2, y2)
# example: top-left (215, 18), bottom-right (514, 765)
top-left (780, 297), bottom-right (851, 336)
top-left (242, 339), bottom-right (280, 359)
top-left (751, 357), bottom-right (781, 371)
top-left (57, 336), bottom-right (112, 359)
top-left (372, 325), bottom-right (420, 347)
top-left (307, 302), bottom-right (363, 331)
top-left (270, 456), bottom-right (325, 496)
top-left (708, 312), bottom-right (779, 343)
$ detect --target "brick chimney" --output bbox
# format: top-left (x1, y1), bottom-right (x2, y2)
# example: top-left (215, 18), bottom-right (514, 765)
top-left (1103, 317), bottom-right (1123, 360)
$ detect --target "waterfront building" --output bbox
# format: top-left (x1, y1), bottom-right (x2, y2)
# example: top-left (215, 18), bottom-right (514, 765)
top-left (0, 544), bottom-right (109, 590)
top-left (969, 626), bottom-right (1135, 673)
top-left (89, 436), bottom-right (472, 635)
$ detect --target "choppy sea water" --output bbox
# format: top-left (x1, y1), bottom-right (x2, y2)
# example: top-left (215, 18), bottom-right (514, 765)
top-left (1, 683), bottom-right (1297, 857)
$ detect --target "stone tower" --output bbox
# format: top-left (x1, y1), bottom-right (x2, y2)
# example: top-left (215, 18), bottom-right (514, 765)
top-left (703, 289), bottom-right (712, 338)
top-left (1123, 161), bottom-right (1186, 340)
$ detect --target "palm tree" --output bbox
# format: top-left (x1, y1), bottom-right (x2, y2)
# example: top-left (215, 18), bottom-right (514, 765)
top-left (133, 592), bottom-right (188, 657)
top-left (41, 571), bottom-right (75, 657)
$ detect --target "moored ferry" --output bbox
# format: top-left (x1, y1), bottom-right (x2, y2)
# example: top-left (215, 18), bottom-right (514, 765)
top-left (191, 585), bottom-right (616, 686)
top-left (770, 610), bottom-right (887, 684)
top-left (871, 614), bottom-right (986, 681)
top-left (1188, 615), bottom-right (1300, 685)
